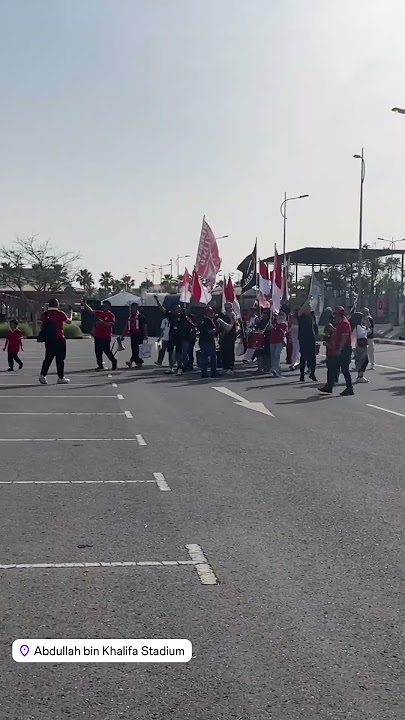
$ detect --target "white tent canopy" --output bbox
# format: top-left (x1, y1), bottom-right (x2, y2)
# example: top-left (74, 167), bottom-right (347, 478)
top-left (104, 291), bottom-right (142, 306)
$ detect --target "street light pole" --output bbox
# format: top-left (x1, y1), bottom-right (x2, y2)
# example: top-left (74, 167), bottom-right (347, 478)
top-left (354, 149), bottom-right (366, 307)
top-left (175, 254), bottom-right (191, 277)
top-left (279, 192), bottom-right (309, 257)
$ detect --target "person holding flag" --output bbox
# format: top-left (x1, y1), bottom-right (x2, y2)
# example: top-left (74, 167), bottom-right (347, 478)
top-left (218, 301), bottom-right (238, 374)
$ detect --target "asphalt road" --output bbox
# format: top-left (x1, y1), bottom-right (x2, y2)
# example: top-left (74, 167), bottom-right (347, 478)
top-left (0, 339), bottom-right (404, 719)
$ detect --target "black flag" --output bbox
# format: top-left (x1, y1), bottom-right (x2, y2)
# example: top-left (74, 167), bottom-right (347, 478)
top-left (237, 241), bottom-right (257, 294)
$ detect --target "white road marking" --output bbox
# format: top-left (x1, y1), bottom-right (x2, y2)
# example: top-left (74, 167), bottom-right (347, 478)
top-left (0, 383), bottom-right (93, 387)
top-left (0, 480), bottom-right (157, 485)
top-left (212, 385), bottom-right (274, 417)
top-left (0, 545), bottom-right (218, 585)
top-left (0, 396), bottom-right (118, 398)
top-left (366, 404), bottom-right (405, 418)
top-left (0, 412), bottom-right (125, 416)
top-left (0, 438), bottom-right (137, 442)
top-left (186, 544), bottom-right (218, 585)
top-left (153, 472), bottom-right (171, 492)
top-left (124, 410), bottom-right (133, 419)
top-left (136, 434), bottom-right (147, 446)
top-left (117, 394), bottom-right (124, 400)
top-left (374, 363), bottom-right (405, 372)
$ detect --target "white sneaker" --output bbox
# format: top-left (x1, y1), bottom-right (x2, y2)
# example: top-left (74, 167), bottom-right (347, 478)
top-left (369, 366), bottom-right (375, 370)
top-left (356, 376), bottom-right (369, 383)
top-left (39, 375), bottom-right (47, 385)
top-left (165, 368), bottom-right (175, 374)
top-left (176, 369), bottom-right (183, 376)
top-left (57, 377), bottom-right (70, 384)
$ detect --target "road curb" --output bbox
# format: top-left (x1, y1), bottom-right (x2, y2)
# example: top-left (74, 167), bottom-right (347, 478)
top-left (374, 338), bottom-right (405, 346)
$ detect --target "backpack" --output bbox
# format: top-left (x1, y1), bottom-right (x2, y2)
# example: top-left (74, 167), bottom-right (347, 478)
top-left (37, 313), bottom-right (57, 343)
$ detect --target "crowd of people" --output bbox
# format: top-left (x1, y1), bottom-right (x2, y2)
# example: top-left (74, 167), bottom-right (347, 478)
top-left (1, 297), bottom-right (376, 395)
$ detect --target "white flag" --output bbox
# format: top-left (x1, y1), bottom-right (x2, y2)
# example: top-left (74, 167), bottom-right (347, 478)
top-left (308, 272), bottom-right (324, 320)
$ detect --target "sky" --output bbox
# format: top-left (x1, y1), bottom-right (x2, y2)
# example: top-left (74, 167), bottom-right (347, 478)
top-left (1, 0), bottom-right (405, 284)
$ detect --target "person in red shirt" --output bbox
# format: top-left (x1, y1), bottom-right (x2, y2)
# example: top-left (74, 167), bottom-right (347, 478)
top-left (269, 311), bottom-right (287, 377)
top-left (82, 299), bottom-right (117, 371)
top-left (319, 306), bottom-right (353, 396)
top-left (3, 319), bottom-right (24, 371)
top-left (125, 302), bottom-right (148, 368)
top-left (39, 298), bottom-right (72, 385)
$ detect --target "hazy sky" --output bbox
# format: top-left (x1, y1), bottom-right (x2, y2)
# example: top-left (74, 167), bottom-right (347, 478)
top-left (1, 0), bottom-right (405, 283)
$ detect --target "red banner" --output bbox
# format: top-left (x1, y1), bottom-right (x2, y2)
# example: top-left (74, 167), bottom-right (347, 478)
top-left (195, 218), bottom-right (221, 288)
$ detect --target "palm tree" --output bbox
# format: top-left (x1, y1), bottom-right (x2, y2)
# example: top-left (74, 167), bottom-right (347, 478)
top-left (121, 274), bottom-right (135, 291)
top-left (76, 268), bottom-right (94, 294)
top-left (160, 273), bottom-right (178, 294)
top-left (112, 279), bottom-right (124, 293)
top-left (99, 271), bottom-right (114, 293)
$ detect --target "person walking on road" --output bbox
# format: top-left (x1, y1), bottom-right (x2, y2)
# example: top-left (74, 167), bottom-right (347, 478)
top-left (126, 302), bottom-right (148, 368)
top-left (362, 307), bottom-right (375, 369)
top-left (298, 302), bottom-right (317, 381)
top-left (165, 305), bottom-right (184, 375)
top-left (218, 302), bottom-right (238, 374)
top-left (353, 319), bottom-right (369, 383)
top-left (199, 307), bottom-right (218, 379)
top-left (83, 299), bottom-right (117, 371)
top-left (270, 311), bottom-right (287, 377)
top-left (288, 309), bottom-right (300, 370)
top-left (155, 313), bottom-right (171, 366)
top-left (3, 319), bottom-right (24, 371)
top-left (38, 298), bottom-right (72, 385)
top-left (318, 306), bottom-right (353, 396)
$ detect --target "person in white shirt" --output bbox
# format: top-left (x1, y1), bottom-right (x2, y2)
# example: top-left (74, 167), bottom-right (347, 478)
top-left (155, 314), bottom-right (171, 366)
top-left (353, 320), bottom-right (369, 383)
top-left (362, 307), bottom-right (375, 369)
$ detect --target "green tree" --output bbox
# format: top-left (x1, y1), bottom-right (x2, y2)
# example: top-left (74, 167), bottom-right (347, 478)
top-left (111, 279), bottom-right (124, 293)
top-left (76, 268), bottom-right (94, 294)
top-left (139, 279), bottom-right (153, 292)
top-left (160, 274), bottom-right (179, 294)
top-left (0, 235), bottom-right (80, 304)
top-left (99, 271), bottom-right (114, 294)
top-left (121, 274), bottom-right (135, 291)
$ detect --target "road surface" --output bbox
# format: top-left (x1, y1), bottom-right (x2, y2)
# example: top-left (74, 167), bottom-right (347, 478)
top-left (0, 340), bottom-right (404, 719)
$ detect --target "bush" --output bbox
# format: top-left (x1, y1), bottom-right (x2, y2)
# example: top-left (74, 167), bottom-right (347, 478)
top-left (0, 322), bottom-right (33, 338)
top-left (64, 323), bottom-right (83, 339)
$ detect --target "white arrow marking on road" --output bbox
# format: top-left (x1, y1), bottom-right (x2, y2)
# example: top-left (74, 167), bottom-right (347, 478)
top-left (212, 386), bottom-right (274, 416)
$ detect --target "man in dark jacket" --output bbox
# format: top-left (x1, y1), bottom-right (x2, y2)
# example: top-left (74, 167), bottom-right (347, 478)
top-left (298, 302), bottom-right (317, 381)
top-left (199, 307), bottom-right (218, 379)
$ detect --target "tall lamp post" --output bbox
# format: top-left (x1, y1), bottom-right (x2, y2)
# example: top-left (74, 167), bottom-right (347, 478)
top-left (354, 149), bottom-right (366, 307)
top-left (280, 193), bottom-right (309, 257)
top-left (175, 254), bottom-right (190, 277)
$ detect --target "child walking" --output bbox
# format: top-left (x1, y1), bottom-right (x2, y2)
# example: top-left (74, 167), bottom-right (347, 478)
top-left (3, 319), bottom-right (24, 371)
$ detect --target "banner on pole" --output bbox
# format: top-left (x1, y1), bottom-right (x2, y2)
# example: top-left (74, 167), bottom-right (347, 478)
top-left (195, 218), bottom-right (221, 289)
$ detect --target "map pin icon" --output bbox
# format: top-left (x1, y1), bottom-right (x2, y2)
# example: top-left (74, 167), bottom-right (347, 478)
top-left (20, 645), bottom-right (29, 657)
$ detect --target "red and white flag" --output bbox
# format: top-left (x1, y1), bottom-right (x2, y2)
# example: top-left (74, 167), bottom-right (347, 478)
top-left (272, 246), bottom-right (283, 312)
top-left (191, 269), bottom-right (212, 305)
top-left (257, 261), bottom-right (271, 308)
top-left (194, 217), bottom-right (221, 289)
top-left (282, 257), bottom-right (290, 303)
top-left (225, 275), bottom-right (241, 317)
top-left (179, 268), bottom-right (191, 304)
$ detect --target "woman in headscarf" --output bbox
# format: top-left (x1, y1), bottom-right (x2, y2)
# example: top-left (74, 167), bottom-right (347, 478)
top-left (351, 313), bottom-right (369, 383)
top-left (288, 308), bottom-right (300, 370)
top-left (218, 302), bottom-right (238, 374)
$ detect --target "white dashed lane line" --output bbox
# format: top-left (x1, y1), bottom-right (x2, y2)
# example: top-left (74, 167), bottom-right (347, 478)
top-left (366, 404), bottom-right (405, 418)
top-left (0, 473), bottom-right (171, 492)
top-left (0, 545), bottom-right (218, 585)
top-left (136, 434), bottom-right (147, 446)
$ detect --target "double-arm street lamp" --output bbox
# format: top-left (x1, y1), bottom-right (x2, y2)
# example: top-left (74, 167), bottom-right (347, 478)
top-left (280, 192), bottom-right (309, 257)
